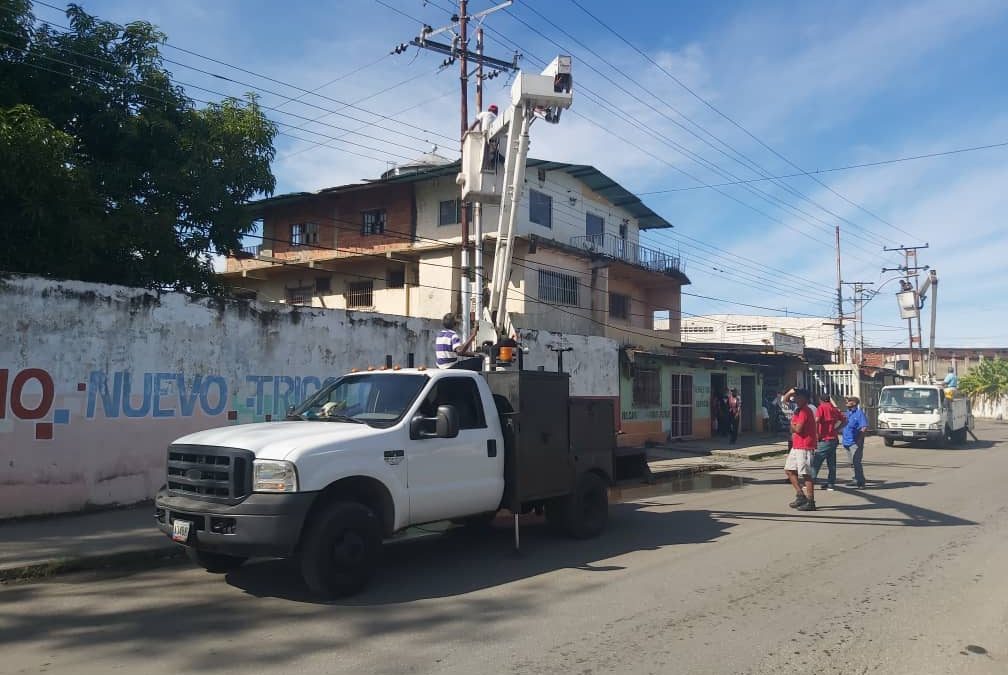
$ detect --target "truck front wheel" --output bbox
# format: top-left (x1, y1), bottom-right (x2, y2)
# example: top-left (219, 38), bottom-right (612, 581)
top-left (883, 437), bottom-right (895, 447)
top-left (185, 548), bottom-right (247, 573)
top-left (547, 472), bottom-right (609, 539)
top-left (299, 501), bottom-right (382, 598)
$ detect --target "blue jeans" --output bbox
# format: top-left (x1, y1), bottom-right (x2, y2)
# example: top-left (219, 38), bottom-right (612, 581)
top-left (844, 440), bottom-right (866, 485)
top-left (812, 439), bottom-right (838, 486)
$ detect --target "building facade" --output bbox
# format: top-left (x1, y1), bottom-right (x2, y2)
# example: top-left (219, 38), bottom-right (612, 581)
top-left (677, 314), bottom-right (837, 353)
top-left (223, 156), bottom-right (688, 351)
top-left (863, 347), bottom-right (1008, 379)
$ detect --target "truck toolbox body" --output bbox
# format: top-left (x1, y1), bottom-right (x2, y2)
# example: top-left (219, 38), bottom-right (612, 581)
top-left (485, 370), bottom-right (615, 512)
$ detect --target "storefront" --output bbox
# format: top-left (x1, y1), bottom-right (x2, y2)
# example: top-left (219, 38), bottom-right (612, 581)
top-left (618, 349), bottom-right (767, 444)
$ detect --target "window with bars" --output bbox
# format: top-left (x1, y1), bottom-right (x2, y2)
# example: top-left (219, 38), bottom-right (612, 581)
top-left (682, 325), bottom-right (716, 334)
top-left (438, 199), bottom-right (460, 226)
top-left (633, 368), bottom-right (661, 407)
top-left (609, 292), bottom-right (630, 320)
top-left (538, 269), bottom-right (578, 306)
top-left (286, 286), bottom-right (313, 306)
top-left (345, 280), bottom-right (374, 308)
top-left (362, 209), bottom-right (385, 236)
top-left (290, 222), bottom-right (319, 247)
top-left (726, 323), bottom-right (768, 332)
top-left (529, 189), bottom-right (552, 228)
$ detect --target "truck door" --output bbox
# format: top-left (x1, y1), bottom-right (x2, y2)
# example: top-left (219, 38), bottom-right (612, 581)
top-left (407, 376), bottom-right (503, 524)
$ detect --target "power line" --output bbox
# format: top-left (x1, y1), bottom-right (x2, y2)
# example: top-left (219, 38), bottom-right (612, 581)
top-left (566, 0), bottom-right (919, 243)
top-left (502, 1), bottom-right (894, 257)
top-left (459, 13), bottom-right (886, 267)
top-left (23, 4), bottom-right (458, 145)
top-left (638, 140), bottom-right (1008, 195)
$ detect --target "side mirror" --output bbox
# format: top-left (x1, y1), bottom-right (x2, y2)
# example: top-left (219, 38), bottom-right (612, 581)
top-left (436, 405), bottom-right (460, 439)
top-left (287, 405), bottom-right (297, 415)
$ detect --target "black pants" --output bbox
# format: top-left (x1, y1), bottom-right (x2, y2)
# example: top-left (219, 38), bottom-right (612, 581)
top-left (728, 416), bottom-right (739, 443)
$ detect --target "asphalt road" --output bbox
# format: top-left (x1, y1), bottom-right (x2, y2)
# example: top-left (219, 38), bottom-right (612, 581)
top-left (3, 422), bottom-right (1006, 675)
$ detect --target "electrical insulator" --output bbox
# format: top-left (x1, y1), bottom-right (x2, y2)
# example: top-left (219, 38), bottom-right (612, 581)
top-left (393, 43), bottom-right (409, 55)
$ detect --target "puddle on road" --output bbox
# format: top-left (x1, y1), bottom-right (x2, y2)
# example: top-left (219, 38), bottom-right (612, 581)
top-left (610, 473), bottom-right (745, 503)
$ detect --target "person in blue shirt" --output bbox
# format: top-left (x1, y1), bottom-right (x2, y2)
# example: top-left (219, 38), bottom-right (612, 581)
top-left (842, 396), bottom-right (870, 488)
top-left (943, 366), bottom-right (958, 390)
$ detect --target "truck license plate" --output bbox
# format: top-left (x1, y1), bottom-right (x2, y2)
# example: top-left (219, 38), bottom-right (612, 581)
top-left (172, 519), bottom-right (192, 543)
top-left (902, 431), bottom-right (914, 437)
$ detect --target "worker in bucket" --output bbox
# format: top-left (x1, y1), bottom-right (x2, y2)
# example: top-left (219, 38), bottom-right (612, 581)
top-left (435, 313), bottom-right (479, 369)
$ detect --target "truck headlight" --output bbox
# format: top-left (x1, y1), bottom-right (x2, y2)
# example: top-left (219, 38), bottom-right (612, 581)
top-left (929, 423), bottom-right (941, 430)
top-left (253, 460), bottom-right (298, 493)
top-left (878, 421), bottom-right (888, 429)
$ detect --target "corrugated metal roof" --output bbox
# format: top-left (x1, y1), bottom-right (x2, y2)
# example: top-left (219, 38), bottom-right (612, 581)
top-left (247, 158), bottom-right (673, 230)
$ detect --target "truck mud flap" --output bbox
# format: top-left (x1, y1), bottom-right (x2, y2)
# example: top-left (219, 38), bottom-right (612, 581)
top-left (614, 447), bottom-right (652, 482)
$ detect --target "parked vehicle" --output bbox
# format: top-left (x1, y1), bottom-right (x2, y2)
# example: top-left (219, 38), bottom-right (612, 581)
top-left (155, 367), bottom-right (639, 597)
top-left (876, 384), bottom-right (972, 447)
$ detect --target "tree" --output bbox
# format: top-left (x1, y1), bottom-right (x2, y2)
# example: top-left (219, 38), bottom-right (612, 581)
top-left (0, 1), bottom-right (277, 293)
top-left (957, 359), bottom-right (1008, 402)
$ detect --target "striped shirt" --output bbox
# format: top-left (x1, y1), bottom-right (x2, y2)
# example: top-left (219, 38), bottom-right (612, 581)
top-left (435, 329), bottom-right (462, 368)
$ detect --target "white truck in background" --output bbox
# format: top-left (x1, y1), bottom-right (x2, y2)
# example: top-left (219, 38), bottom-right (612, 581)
top-left (876, 384), bottom-right (972, 447)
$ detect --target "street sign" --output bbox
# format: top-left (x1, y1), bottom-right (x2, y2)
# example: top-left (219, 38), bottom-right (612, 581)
top-left (772, 332), bottom-right (805, 355)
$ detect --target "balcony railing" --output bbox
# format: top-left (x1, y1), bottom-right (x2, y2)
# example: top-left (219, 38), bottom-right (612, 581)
top-left (570, 234), bottom-right (685, 276)
top-left (238, 244), bottom-right (262, 258)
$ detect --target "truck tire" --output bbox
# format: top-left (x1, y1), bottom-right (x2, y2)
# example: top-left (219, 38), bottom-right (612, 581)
top-left (185, 548), bottom-right (247, 573)
top-left (548, 472), bottom-right (609, 540)
top-left (954, 427), bottom-right (968, 444)
top-left (883, 437), bottom-right (894, 447)
top-left (299, 501), bottom-right (382, 598)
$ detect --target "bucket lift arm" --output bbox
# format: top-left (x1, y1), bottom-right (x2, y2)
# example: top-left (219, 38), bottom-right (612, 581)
top-left (458, 56), bottom-right (573, 344)
top-left (917, 270), bottom-right (938, 381)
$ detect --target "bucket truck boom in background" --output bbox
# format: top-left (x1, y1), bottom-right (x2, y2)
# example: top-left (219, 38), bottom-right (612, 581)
top-left (457, 55), bottom-right (573, 358)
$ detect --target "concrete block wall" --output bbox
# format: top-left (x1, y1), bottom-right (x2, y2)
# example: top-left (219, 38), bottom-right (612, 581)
top-left (0, 275), bottom-right (618, 518)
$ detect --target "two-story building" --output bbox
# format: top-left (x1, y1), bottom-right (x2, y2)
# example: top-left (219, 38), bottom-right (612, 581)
top-left (224, 153), bottom-right (688, 351)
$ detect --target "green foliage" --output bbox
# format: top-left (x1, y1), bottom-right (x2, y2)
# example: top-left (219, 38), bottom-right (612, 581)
top-left (957, 359), bottom-right (1008, 402)
top-left (0, 1), bottom-right (277, 293)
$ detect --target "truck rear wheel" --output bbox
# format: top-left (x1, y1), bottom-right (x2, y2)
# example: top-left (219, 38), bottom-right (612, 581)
top-left (185, 548), bottom-right (247, 573)
top-left (547, 472), bottom-right (609, 539)
top-left (299, 501), bottom-right (382, 598)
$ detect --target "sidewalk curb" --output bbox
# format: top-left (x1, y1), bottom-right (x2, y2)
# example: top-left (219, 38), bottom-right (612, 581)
top-left (648, 462), bottom-right (727, 481)
top-left (710, 448), bottom-right (789, 461)
top-left (0, 545), bottom-right (183, 583)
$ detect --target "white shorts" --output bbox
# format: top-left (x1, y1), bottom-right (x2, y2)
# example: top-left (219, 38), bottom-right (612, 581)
top-left (785, 449), bottom-right (813, 476)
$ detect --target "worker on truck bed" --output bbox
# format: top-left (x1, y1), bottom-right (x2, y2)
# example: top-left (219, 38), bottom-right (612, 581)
top-left (435, 313), bottom-right (478, 369)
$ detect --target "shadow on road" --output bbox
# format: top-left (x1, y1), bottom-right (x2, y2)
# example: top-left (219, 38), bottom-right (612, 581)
top-left (225, 503), bottom-right (734, 605)
top-left (712, 480), bottom-right (975, 528)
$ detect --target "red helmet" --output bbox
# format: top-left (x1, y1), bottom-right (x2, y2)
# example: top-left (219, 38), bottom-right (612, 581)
top-left (488, 104), bottom-right (498, 113)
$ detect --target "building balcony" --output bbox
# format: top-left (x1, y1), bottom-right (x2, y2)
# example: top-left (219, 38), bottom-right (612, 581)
top-left (570, 233), bottom-right (685, 277)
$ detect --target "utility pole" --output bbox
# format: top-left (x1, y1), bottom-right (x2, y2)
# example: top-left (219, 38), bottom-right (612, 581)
top-left (473, 26), bottom-right (484, 331)
top-left (391, 1), bottom-right (518, 336)
top-left (458, 0), bottom-right (471, 339)
top-left (842, 281), bottom-right (874, 364)
top-left (835, 226), bottom-right (845, 363)
top-left (883, 243), bottom-right (929, 380)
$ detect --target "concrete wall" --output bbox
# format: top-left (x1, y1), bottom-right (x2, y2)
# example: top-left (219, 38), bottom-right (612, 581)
top-left (679, 314), bottom-right (837, 352)
top-left (0, 275), bottom-right (619, 518)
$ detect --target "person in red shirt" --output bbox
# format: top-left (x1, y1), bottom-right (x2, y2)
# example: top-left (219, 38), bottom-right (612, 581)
top-left (812, 392), bottom-right (846, 491)
top-left (784, 388), bottom-right (818, 511)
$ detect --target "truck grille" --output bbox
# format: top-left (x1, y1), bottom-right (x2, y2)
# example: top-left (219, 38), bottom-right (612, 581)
top-left (166, 445), bottom-right (253, 503)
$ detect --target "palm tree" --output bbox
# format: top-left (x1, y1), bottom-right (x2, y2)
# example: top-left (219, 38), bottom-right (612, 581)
top-left (957, 359), bottom-right (1008, 403)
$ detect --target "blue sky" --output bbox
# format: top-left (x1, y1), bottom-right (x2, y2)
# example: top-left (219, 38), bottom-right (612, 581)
top-left (34, 0), bottom-right (1008, 348)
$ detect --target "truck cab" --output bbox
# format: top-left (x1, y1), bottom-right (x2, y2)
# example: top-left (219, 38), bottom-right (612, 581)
top-left (876, 384), bottom-right (972, 447)
top-left (155, 367), bottom-right (619, 597)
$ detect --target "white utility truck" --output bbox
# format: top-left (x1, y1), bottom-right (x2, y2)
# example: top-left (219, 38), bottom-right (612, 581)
top-left (876, 384), bottom-right (972, 447)
top-left (154, 56), bottom-right (650, 597)
top-left (156, 367), bottom-right (628, 596)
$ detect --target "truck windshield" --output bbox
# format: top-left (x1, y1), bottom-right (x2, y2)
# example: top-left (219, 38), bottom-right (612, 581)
top-left (879, 388), bottom-right (939, 412)
top-left (292, 373), bottom-right (428, 428)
